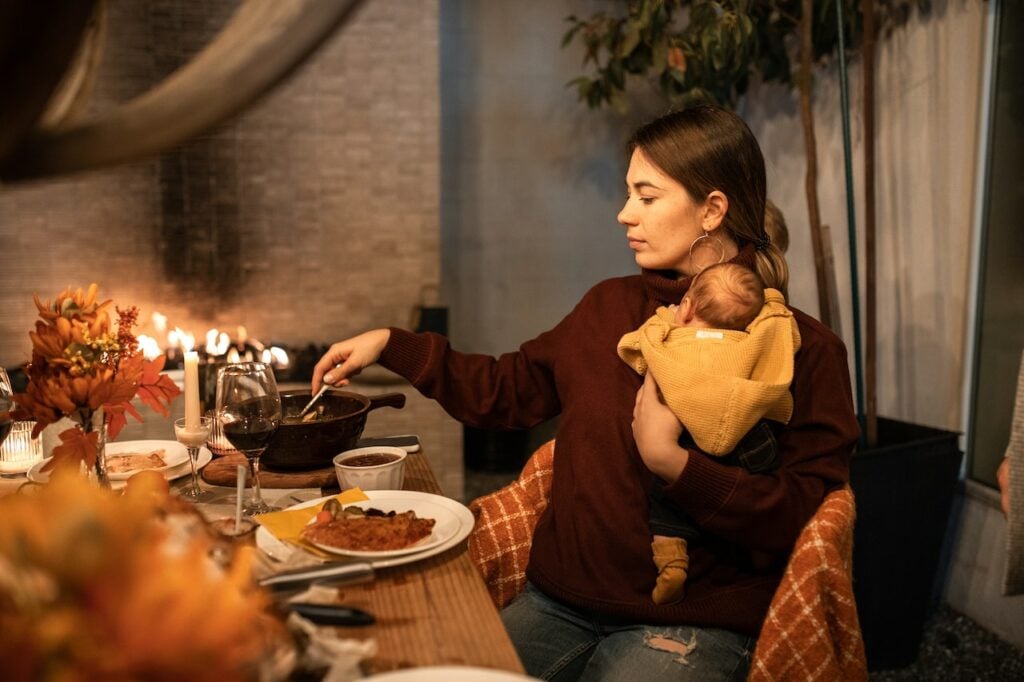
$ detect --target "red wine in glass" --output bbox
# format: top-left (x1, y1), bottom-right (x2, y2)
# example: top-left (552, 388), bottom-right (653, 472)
top-left (215, 363), bottom-right (281, 515)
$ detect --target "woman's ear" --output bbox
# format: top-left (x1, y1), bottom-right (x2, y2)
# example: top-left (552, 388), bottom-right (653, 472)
top-left (702, 190), bottom-right (729, 232)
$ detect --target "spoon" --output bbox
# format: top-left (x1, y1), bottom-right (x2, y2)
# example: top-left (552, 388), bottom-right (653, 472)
top-left (297, 384), bottom-right (330, 420)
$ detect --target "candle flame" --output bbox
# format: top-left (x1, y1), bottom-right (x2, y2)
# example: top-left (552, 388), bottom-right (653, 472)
top-left (168, 327), bottom-right (195, 352)
top-left (136, 335), bottom-right (162, 361)
top-left (205, 329), bottom-right (231, 356)
top-left (152, 312), bottom-right (167, 333)
top-left (269, 346), bottom-right (290, 368)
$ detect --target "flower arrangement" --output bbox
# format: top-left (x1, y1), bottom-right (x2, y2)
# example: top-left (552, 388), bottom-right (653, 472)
top-left (12, 284), bottom-right (180, 480)
top-left (0, 469), bottom-right (286, 680)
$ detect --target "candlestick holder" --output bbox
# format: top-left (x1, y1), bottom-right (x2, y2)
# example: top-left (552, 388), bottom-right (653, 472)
top-left (174, 416), bottom-right (214, 501)
top-left (0, 420), bottom-right (44, 476)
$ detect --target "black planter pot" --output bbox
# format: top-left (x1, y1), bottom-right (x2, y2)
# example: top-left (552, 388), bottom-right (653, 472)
top-left (849, 417), bottom-right (963, 671)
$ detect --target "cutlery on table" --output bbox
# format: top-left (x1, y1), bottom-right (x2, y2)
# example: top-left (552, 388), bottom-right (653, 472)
top-left (283, 537), bottom-right (350, 561)
top-left (285, 603), bottom-right (375, 626)
top-left (297, 384), bottom-right (330, 420)
top-left (259, 561), bottom-right (374, 592)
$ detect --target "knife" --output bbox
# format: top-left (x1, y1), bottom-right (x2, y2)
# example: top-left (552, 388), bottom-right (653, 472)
top-left (286, 603), bottom-right (375, 626)
top-left (259, 561), bottom-right (374, 592)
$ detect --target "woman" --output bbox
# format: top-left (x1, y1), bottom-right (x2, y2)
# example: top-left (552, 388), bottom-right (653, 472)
top-left (312, 105), bottom-right (859, 680)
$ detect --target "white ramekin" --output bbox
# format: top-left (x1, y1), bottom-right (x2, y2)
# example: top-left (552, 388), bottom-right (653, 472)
top-left (333, 446), bottom-right (407, 491)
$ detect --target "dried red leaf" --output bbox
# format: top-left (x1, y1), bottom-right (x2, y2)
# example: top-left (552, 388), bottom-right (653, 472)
top-left (102, 357), bottom-right (180, 435)
top-left (45, 427), bottom-right (100, 472)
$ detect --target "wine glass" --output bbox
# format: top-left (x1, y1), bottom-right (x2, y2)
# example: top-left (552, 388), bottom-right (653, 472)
top-left (215, 362), bottom-right (281, 515)
top-left (173, 415), bottom-right (214, 501)
top-left (0, 368), bottom-right (13, 449)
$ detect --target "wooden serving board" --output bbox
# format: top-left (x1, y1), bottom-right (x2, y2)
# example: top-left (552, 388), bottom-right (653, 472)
top-left (201, 454), bottom-right (336, 489)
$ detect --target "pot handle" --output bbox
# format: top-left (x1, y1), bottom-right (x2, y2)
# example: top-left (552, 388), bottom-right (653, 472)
top-left (366, 393), bottom-right (406, 412)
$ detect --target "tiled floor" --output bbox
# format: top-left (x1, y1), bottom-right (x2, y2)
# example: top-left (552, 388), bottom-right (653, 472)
top-left (462, 468), bottom-right (1024, 680)
top-left (869, 604), bottom-right (1024, 680)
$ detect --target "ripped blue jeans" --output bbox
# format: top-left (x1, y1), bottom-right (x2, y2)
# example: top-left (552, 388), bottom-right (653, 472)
top-left (502, 583), bottom-right (753, 681)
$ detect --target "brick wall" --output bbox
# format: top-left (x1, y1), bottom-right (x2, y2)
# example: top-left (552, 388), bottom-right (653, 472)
top-left (0, 0), bottom-right (461, 494)
top-left (0, 0), bottom-right (440, 367)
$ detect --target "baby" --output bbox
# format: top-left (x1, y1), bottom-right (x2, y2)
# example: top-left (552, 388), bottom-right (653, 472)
top-left (617, 262), bottom-right (801, 603)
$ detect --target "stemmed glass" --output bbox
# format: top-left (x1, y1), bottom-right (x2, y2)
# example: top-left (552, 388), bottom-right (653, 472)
top-left (215, 362), bottom-right (281, 515)
top-left (0, 368), bottom-right (13, 449)
top-left (173, 415), bottom-right (214, 501)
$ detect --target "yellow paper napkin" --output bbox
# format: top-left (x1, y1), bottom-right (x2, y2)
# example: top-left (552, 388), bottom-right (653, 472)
top-left (253, 488), bottom-right (369, 543)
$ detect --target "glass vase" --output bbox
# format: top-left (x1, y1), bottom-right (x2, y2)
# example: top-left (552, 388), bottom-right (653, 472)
top-left (87, 408), bottom-right (109, 488)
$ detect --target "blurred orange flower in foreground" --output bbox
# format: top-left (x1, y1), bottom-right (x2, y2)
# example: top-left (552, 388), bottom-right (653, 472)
top-left (0, 471), bottom-right (285, 680)
top-left (12, 284), bottom-right (181, 475)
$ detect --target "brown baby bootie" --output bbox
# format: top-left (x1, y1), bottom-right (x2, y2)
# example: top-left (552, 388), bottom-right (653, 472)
top-left (651, 537), bottom-right (690, 604)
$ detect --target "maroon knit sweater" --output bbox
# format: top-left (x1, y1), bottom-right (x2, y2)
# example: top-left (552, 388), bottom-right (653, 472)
top-left (379, 247), bottom-right (859, 635)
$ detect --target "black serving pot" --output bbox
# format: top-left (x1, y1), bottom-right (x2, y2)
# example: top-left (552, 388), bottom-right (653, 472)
top-left (263, 389), bottom-right (406, 471)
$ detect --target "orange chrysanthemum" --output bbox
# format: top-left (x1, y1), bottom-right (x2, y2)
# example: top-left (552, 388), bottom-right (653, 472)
top-left (0, 471), bottom-right (286, 680)
top-left (12, 284), bottom-right (181, 470)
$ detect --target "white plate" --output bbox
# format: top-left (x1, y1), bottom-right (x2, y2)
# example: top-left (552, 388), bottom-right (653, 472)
top-left (256, 490), bottom-right (475, 569)
top-left (0, 458), bottom-right (40, 476)
top-left (304, 495), bottom-right (461, 558)
top-left (103, 440), bottom-right (189, 480)
top-left (28, 447), bottom-right (212, 490)
top-left (365, 667), bottom-right (539, 681)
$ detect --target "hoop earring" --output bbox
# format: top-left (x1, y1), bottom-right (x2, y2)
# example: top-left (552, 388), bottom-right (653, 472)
top-left (688, 230), bottom-right (725, 272)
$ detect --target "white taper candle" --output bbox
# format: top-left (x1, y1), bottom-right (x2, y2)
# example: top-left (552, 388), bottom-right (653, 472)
top-left (184, 351), bottom-right (200, 432)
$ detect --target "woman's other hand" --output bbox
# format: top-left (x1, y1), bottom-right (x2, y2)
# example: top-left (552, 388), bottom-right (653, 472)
top-left (998, 456), bottom-right (1010, 518)
top-left (633, 372), bottom-right (688, 483)
top-left (311, 329), bottom-right (391, 392)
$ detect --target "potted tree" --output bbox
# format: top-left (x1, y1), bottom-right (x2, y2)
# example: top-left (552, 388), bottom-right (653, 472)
top-left (562, 0), bottom-right (961, 669)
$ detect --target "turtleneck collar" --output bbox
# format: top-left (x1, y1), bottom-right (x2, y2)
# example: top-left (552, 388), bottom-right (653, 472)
top-left (640, 242), bottom-right (758, 305)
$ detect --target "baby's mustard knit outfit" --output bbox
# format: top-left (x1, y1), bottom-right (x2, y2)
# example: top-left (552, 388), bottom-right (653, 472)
top-left (617, 288), bottom-right (801, 603)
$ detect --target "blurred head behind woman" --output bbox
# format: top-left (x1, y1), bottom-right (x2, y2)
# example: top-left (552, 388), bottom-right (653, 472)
top-left (623, 104), bottom-right (789, 295)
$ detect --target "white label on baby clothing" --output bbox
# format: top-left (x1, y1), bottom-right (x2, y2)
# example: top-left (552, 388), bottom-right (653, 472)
top-left (695, 330), bottom-right (725, 339)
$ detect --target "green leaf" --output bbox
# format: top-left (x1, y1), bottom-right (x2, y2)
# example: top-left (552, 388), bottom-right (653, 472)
top-left (651, 34), bottom-right (669, 71)
top-left (607, 59), bottom-right (626, 90)
top-left (740, 13), bottom-right (754, 39)
top-left (700, 28), bottom-right (713, 59)
top-left (575, 78), bottom-right (593, 103)
top-left (712, 42), bottom-right (725, 71)
top-left (610, 88), bottom-right (631, 115)
top-left (561, 21), bottom-right (584, 48)
top-left (620, 20), bottom-right (642, 56)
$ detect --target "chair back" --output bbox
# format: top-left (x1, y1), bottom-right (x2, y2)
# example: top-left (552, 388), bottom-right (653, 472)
top-left (748, 485), bottom-right (867, 681)
top-left (466, 442), bottom-right (867, 680)
top-left (467, 440), bottom-right (554, 608)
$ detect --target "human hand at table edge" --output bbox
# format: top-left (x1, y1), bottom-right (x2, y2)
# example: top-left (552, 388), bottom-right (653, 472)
top-left (632, 372), bottom-right (688, 484)
top-left (312, 329), bottom-right (392, 392)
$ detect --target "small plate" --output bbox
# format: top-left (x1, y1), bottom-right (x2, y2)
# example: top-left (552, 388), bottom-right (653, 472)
top-left (304, 496), bottom-right (461, 558)
top-left (28, 447), bottom-right (212, 490)
top-left (104, 440), bottom-right (189, 480)
top-left (0, 458), bottom-right (40, 476)
top-left (256, 490), bottom-right (475, 569)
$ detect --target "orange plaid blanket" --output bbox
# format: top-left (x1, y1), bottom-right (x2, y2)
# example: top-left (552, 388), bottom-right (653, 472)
top-left (468, 440), bottom-right (554, 608)
top-left (748, 486), bottom-right (867, 681)
top-left (467, 441), bottom-right (866, 681)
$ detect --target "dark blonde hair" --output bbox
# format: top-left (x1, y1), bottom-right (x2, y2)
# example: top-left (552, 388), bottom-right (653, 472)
top-left (628, 105), bottom-right (789, 295)
top-left (686, 263), bottom-right (765, 331)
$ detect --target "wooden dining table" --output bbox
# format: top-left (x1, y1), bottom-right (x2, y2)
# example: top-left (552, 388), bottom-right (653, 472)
top-left (281, 452), bottom-right (525, 676)
top-left (0, 437), bottom-right (525, 676)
